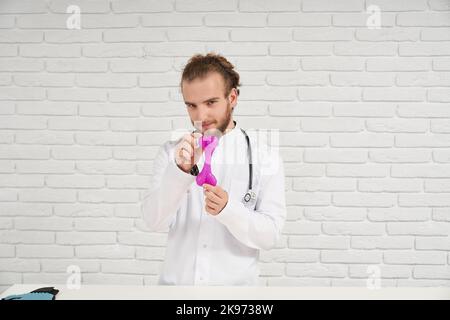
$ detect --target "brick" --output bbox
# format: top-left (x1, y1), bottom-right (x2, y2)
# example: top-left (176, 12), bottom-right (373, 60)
top-left (366, 119), bottom-right (428, 133)
top-left (299, 87), bottom-right (361, 101)
top-left (368, 0), bottom-right (427, 11)
top-left (431, 120), bottom-right (450, 133)
top-left (301, 118), bottom-right (364, 132)
top-left (387, 222), bottom-right (450, 235)
top-left (81, 15), bottom-right (139, 28)
top-left (0, 0), bottom-right (46, 13)
top-left (322, 250), bottom-right (382, 264)
top-left (289, 235), bottom-right (350, 249)
top-left (397, 72), bottom-right (450, 87)
top-left (425, 179), bottom-right (450, 192)
top-left (327, 164), bottom-right (389, 177)
top-left (302, 57), bottom-right (364, 71)
top-left (332, 193), bottom-right (395, 207)
top-left (398, 103), bottom-right (450, 117)
top-left (76, 245), bottom-right (134, 259)
top-left (416, 237), bottom-right (450, 251)
top-left (396, 134), bottom-right (450, 147)
top-left (268, 13), bottom-right (331, 26)
top-left (384, 251), bottom-right (446, 264)
top-left (434, 150), bottom-right (450, 163)
top-left (392, 164), bottom-right (450, 177)
top-left (302, 0), bottom-right (364, 12)
top-left (331, 72), bottom-right (395, 86)
top-left (303, 149), bottom-right (367, 163)
top-left (397, 12), bottom-right (450, 26)
top-left (286, 191), bottom-right (330, 206)
top-left (49, 0), bottom-right (110, 13)
top-left (366, 58), bottom-right (430, 71)
top-left (136, 247), bottom-right (166, 260)
top-left (17, 14), bottom-right (67, 29)
top-left (323, 222), bottom-right (385, 235)
top-left (0, 31), bottom-right (43, 43)
top-left (270, 43), bottom-right (332, 56)
top-left (429, 88), bottom-right (450, 102)
top-left (399, 194), bottom-right (450, 207)
top-left (400, 42), bottom-right (450, 56)
top-left (112, 0), bottom-right (172, 13)
top-left (334, 42), bottom-right (397, 56)
top-left (101, 260), bottom-right (160, 274)
top-left (58, 230), bottom-right (116, 245)
top-left (356, 28), bottom-right (419, 41)
top-left (414, 266), bottom-right (450, 279)
top-left (303, 207), bottom-right (364, 221)
top-left (104, 29), bottom-right (166, 42)
top-left (293, 28), bottom-right (353, 41)
top-left (422, 28), bottom-right (450, 41)
top-left (205, 13), bottom-right (266, 26)
top-left (358, 179), bottom-right (422, 192)
top-left (269, 103), bottom-right (332, 116)
top-left (0, 258), bottom-right (40, 272)
top-left (287, 263), bottom-right (346, 277)
top-left (351, 236), bottom-right (414, 249)
top-left (330, 134), bottom-right (393, 147)
top-left (0, 59), bottom-right (44, 72)
top-left (41, 259), bottom-right (100, 273)
top-left (368, 208), bottom-right (430, 221)
top-left (74, 218), bottom-right (134, 231)
top-left (19, 189), bottom-right (76, 203)
top-left (0, 230), bottom-right (54, 244)
top-left (17, 245), bottom-right (74, 258)
top-left (169, 27), bottom-right (228, 41)
top-left (332, 13), bottom-right (395, 27)
top-left (363, 88), bottom-right (426, 101)
top-left (46, 59), bottom-right (107, 72)
top-left (333, 103), bottom-right (396, 117)
top-left (349, 265), bottom-right (411, 279)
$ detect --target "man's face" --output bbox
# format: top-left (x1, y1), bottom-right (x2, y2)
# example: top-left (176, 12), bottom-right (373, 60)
top-left (181, 72), bottom-right (237, 135)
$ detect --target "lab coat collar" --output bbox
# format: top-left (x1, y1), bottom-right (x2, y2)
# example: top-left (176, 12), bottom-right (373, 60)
top-left (220, 120), bottom-right (240, 142)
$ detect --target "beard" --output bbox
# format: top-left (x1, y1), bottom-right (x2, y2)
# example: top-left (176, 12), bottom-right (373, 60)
top-left (216, 101), bottom-right (233, 134)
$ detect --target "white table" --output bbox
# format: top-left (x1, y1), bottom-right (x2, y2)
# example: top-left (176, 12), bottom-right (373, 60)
top-left (1, 284), bottom-right (449, 300)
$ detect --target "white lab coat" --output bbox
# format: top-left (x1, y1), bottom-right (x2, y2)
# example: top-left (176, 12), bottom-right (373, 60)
top-left (141, 121), bottom-right (287, 286)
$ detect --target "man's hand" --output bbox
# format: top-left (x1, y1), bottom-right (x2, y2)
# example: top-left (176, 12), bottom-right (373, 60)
top-left (203, 183), bottom-right (228, 216)
top-left (174, 132), bottom-right (203, 173)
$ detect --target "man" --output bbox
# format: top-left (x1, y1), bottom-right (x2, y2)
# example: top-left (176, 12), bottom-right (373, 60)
top-left (141, 53), bottom-right (286, 286)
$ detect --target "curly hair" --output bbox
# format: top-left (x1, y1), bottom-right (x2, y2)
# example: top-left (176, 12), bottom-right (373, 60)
top-left (180, 52), bottom-right (241, 97)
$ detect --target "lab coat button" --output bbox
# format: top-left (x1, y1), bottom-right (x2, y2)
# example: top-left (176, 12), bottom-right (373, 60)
top-left (203, 244), bottom-right (207, 248)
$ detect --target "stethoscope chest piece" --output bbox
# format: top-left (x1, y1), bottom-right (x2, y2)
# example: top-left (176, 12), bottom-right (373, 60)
top-left (243, 189), bottom-right (256, 205)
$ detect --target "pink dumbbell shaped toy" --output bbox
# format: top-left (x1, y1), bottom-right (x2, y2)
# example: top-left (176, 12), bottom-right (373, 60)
top-left (196, 134), bottom-right (219, 187)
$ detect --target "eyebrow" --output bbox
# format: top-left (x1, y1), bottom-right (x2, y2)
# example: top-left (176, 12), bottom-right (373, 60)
top-left (185, 97), bottom-right (220, 106)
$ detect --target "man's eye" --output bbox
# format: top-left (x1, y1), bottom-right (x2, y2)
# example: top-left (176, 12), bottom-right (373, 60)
top-left (207, 101), bottom-right (215, 106)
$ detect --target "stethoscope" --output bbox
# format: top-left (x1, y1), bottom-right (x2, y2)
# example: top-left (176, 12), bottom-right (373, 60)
top-left (240, 128), bottom-right (256, 206)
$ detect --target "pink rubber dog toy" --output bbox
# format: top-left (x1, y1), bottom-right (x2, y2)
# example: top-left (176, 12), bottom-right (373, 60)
top-left (196, 135), bottom-right (219, 187)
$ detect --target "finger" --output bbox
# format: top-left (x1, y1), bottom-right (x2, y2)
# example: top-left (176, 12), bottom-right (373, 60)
top-left (205, 203), bottom-right (217, 213)
top-left (205, 197), bottom-right (220, 209)
top-left (181, 140), bottom-right (193, 155)
top-left (204, 184), bottom-right (222, 197)
top-left (205, 196), bottom-right (219, 208)
top-left (180, 149), bottom-right (191, 163)
top-left (204, 190), bottom-right (221, 205)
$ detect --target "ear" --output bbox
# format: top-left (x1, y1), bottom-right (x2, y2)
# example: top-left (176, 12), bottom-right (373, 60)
top-left (229, 88), bottom-right (238, 107)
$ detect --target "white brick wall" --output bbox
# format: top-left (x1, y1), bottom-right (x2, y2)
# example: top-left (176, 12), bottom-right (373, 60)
top-left (0, 0), bottom-right (450, 293)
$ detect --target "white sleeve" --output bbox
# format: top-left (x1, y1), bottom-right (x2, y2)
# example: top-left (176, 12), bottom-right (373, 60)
top-left (212, 154), bottom-right (287, 250)
top-left (141, 142), bottom-right (196, 232)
